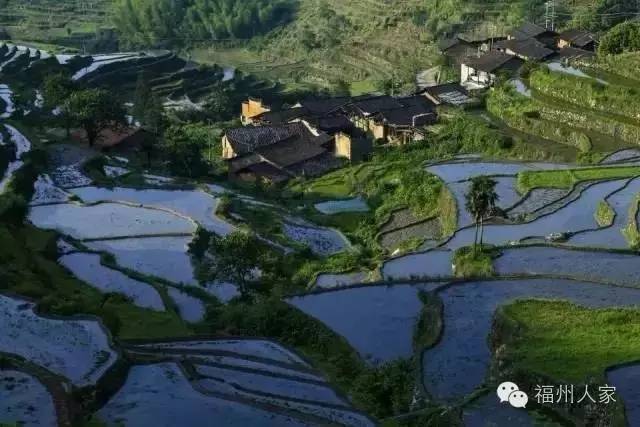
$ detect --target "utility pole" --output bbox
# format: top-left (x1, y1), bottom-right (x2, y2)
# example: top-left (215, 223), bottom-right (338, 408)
top-left (545, 0), bottom-right (556, 31)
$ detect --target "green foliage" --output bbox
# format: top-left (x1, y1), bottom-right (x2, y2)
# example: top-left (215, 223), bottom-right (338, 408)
top-left (498, 300), bottom-right (640, 382)
top-left (599, 20), bottom-right (640, 55)
top-left (413, 291), bottom-right (443, 351)
top-left (622, 194), bottom-right (640, 249)
top-left (517, 165), bottom-right (640, 193)
top-left (595, 200), bottom-right (615, 227)
top-left (530, 67), bottom-right (640, 124)
top-left (113, 0), bottom-right (295, 47)
top-left (452, 245), bottom-right (497, 278)
top-left (350, 359), bottom-right (414, 418)
top-left (66, 88), bottom-right (127, 146)
top-left (200, 230), bottom-right (266, 295)
top-left (161, 123), bottom-right (220, 177)
top-left (465, 176), bottom-right (499, 248)
top-left (207, 296), bottom-right (414, 418)
top-left (487, 85), bottom-right (593, 153)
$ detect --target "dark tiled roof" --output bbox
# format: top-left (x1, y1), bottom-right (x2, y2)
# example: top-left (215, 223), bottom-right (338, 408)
top-left (241, 162), bottom-right (290, 183)
top-left (438, 37), bottom-right (462, 51)
top-left (286, 152), bottom-right (344, 178)
top-left (225, 122), bottom-right (328, 155)
top-left (510, 22), bottom-right (550, 40)
top-left (495, 38), bottom-right (554, 60)
top-left (558, 29), bottom-right (596, 48)
top-left (349, 95), bottom-right (404, 116)
top-left (256, 137), bottom-right (327, 169)
top-left (421, 83), bottom-right (476, 106)
top-left (315, 114), bottom-right (354, 134)
top-left (298, 97), bottom-right (351, 116)
top-left (555, 46), bottom-right (596, 61)
top-left (376, 105), bottom-right (437, 127)
top-left (253, 107), bottom-right (308, 124)
top-left (463, 51), bottom-right (522, 73)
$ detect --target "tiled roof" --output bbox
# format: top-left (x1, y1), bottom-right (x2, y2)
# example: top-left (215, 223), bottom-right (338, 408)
top-left (495, 38), bottom-right (555, 60)
top-left (510, 22), bottom-right (550, 40)
top-left (558, 29), bottom-right (596, 48)
top-left (225, 122), bottom-right (327, 155)
top-left (463, 51), bottom-right (522, 73)
top-left (298, 97), bottom-right (352, 116)
top-left (257, 137), bottom-right (327, 168)
top-left (349, 95), bottom-right (404, 116)
top-left (253, 107), bottom-right (308, 124)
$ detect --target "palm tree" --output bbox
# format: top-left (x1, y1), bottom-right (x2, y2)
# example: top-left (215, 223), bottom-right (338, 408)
top-left (465, 176), bottom-right (499, 252)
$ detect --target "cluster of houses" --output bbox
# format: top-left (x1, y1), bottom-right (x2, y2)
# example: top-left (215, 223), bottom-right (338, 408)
top-left (441, 22), bottom-right (597, 89)
top-left (222, 87), bottom-right (476, 183)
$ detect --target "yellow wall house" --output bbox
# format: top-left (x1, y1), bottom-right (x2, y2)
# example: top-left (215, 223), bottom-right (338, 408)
top-left (241, 98), bottom-right (271, 125)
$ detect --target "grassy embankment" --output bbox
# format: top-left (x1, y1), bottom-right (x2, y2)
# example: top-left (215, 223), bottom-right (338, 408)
top-left (517, 165), bottom-right (640, 193)
top-left (452, 246), bottom-right (498, 278)
top-left (595, 200), bottom-right (616, 227)
top-left (497, 300), bottom-right (640, 382)
top-left (622, 194), bottom-right (640, 249)
top-left (487, 64), bottom-right (640, 158)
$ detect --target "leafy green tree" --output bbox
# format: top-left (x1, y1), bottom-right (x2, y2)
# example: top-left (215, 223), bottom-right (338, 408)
top-left (161, 123), bottom-right (215, 177)
top-left (599, 20), bottom-right (640, 55)
top-left (201, 230), bottom-right (264, 296)
top-left (132, 72), bottom-right (152, 123)
top-left (465, 176), bottom-right (499, 251)
top-left (203, 86), bottom-right (234, 121)
top-left (66, 89), bottom-right (126, 146)
top-left (42, 73), bottom-right (76, 137)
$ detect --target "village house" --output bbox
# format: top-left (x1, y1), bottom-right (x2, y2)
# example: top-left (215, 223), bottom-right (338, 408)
top-left (557, 29), bottom-right (597, 51)
top-left (494, 38), bottom-right (554, 61)
top-left (343, 95), bottom-right (437, 144)
top-left (460, 51), bottom-right (524, 89)
top-left (507, 22), bottom-right (557, 48)
top-left (241, 98), bottom-right (271, 125)
top-left (419, 83), bottom-right (478, 108)
top-left (222, 121), bottom-right (351, 184)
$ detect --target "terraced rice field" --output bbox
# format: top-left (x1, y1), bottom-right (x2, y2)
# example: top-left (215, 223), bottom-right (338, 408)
top-left (0, 370), bottom-right (57, 427)
top-left (0, 294), bottom-right (117, 387)
top-left (109, 339), bottom-right (374, 426)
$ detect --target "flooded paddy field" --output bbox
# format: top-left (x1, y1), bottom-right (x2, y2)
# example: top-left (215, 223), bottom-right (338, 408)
top-left (0, 294), bottom-right (117, 387)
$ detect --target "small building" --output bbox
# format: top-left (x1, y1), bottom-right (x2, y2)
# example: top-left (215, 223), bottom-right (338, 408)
top-left (508, 22), bottom-right (557, 48)
top-left (494, 38), bottom-right (555, 61)
top-left (420, 83), bottom-right (478, 107)
top-left (222, 122), bottom-right (346, 183)
top-left (557, 29), bottom-right (597, 51)
top-left (461, 52), bottom-right (524, 89)
top-left (344, 95), bottom-right (436, 144)
top-left (438, 37), bottom-right (478, 66)
top-left (241, 98), bottom-right (271, 125)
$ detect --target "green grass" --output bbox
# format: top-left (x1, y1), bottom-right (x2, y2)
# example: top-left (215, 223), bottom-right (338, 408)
top-left (517, 165), bottom-right (640, 193)
top-left (499, 300), bottom-right (640, 382)
top-left (595, 200), bottom-right (615, 227)
top-left (622, 194), bottom-right (640, 249)
top-left (413, 291), bottom-right (443, 351)
top-left (452, 245), bottom-right (496, 278)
